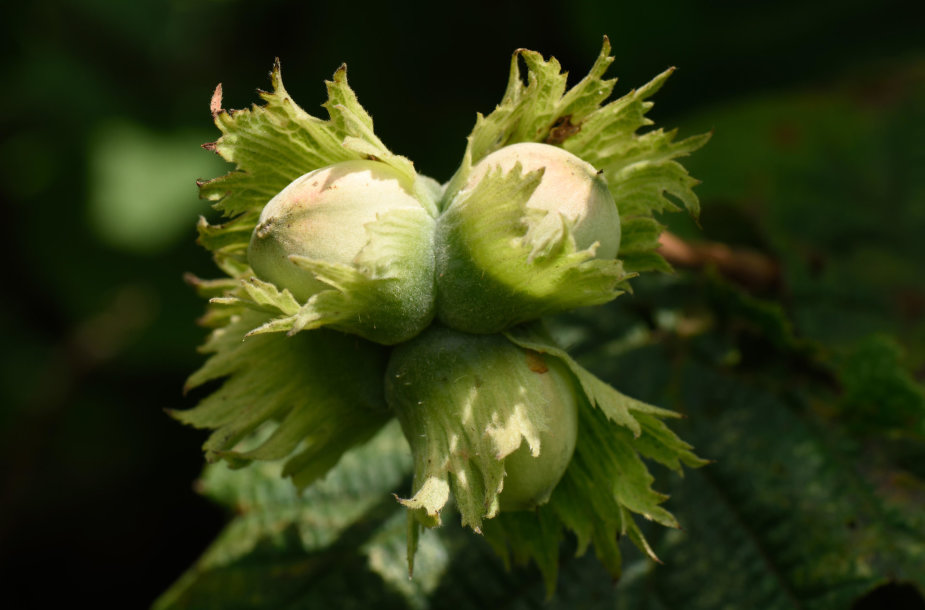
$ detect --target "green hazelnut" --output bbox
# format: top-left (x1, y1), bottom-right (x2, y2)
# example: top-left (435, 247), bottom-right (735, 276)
top-left (248, 159), bottom-right (427, 302)
top-left (246, 159), bottom-right (437, 344)
top-left (466, 142), bottom-right (620, 258)
top-left (386, 325), bottom-right (579, 526)
top-left (435, 142), bottom-right (623, 335)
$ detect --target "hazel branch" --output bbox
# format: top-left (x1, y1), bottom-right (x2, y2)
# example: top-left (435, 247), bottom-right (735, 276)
top-left (657, 232), bottom-right (780, 291)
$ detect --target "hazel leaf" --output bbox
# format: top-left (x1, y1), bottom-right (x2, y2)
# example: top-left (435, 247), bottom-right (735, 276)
top-left (153, 421), bottom-right (414, 610)
top-left (362, 511), bottom-right (450, 609)
top-left (482, 507), bottom-right (563, 598)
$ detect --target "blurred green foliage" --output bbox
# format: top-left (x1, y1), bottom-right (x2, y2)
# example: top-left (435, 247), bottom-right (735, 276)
top-left (1, 0), bottom-right (923, 608)
top-left (89, 121), bottom-right (225, 253)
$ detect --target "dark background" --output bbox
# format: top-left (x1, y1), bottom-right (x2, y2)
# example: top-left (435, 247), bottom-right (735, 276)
top-left (0, 0), bottom-right (922, 607)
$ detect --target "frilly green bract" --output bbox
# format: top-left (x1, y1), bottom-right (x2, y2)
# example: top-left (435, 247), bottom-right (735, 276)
top-left (384, 322), bottom-right (706, 590)
top-left (182, 41), bottom-right (710, 595)
top-left (173, 310), bottom-right (392, 489)
top-left (442, 36), bottom-right (710, 277)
